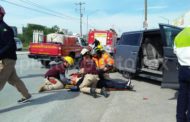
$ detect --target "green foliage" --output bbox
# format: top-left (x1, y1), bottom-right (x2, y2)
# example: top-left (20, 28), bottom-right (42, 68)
top-left (19, 24), bottom-right (61, 47)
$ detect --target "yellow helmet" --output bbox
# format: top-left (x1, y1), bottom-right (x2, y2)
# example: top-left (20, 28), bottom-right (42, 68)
top-left (96, 45), bottom-right (103, 51)
top-left (95, 45), bottom-right (103, 53)
top-left (63, 56), bottom-right (74, 66)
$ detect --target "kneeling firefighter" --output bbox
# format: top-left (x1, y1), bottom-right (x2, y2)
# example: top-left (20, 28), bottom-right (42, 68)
top-left (38, 56), bottom-right (74, 92)
top-left (92, 45), bottom-right (114, 86)
top-left (92, 46), bottom-right (133, 90)
top-left (78, 48), bottom-right (109, 98)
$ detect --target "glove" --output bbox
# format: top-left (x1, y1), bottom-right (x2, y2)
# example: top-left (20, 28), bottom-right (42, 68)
top-left (105, 64), bottom-right (112, 68)
top-left (68, 86), bottom-right (80, 92)
top-left (97, 69), bottom-right (105, 74)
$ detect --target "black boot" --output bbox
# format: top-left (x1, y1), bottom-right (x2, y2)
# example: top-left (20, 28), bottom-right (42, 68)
top-left (101, 87), bottom-right (109, 98)
top-left (90, 88), bottom-right (97, 98)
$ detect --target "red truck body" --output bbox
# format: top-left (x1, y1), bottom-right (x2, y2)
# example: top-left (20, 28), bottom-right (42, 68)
top-left (28, 33), bottom-right (89, 67)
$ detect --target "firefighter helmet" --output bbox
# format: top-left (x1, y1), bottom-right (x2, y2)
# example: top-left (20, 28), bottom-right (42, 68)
top-left (81, 48), bottom-right (89, 56)
top-left (96, 45), bottom-right (103, 51)
top-left (94, 45), bottom-right (103, 53)
top-left (0, 5), bottom-right (5, 16)
top-left (63, 56), bottom-right (74, 66)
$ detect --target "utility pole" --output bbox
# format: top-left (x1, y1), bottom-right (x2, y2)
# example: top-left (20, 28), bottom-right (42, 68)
top-left (75, 2), bottom-right (85, 36)
top-left (87, 15), bottom-right (88, 34)
top-left (143, 0), bottom-right (148, 30)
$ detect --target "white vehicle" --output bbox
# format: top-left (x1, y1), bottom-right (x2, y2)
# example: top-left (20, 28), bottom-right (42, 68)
top-left (14, 37), bottom-right (23, 51)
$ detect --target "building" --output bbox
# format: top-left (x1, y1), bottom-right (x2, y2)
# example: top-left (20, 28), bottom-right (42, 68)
top-left (172, 11), bottom-right (190, 27)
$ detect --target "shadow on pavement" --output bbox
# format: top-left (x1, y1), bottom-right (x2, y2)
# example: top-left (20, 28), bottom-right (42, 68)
top-left (20, 74), bottom-right (44, 79)
top-left (134, 76), bottom-right (161, 86)
top-left (0, 90), bottom-right (80, 113)
top-left (168, 91), bottom-right (178, 100)
top-left (111, 78), bottom-right (128, 83)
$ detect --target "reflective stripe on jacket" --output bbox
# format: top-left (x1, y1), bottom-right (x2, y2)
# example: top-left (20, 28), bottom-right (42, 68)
top-left (93, 52), bottom-right (114, 69)
top-left (174, 27), bottom-right (190, 66)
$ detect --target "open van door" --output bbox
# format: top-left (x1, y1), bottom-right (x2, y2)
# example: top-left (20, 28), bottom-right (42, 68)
top-left (159, 24), bottom-right (182, 89)
top-left (115, 32), bottom-right (143, 73)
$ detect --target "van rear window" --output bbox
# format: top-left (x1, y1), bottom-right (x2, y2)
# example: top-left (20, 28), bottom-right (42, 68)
top-left (119, 33), bottom-right (141, 46)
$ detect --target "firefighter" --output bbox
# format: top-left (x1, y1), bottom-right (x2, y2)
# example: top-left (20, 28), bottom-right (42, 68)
top-left (92, 46), bottom-right (133, 90)
top-left (0, 5), bottom-right (31, 103)
top-left (92, 39), bottom-right (101, 49)
top-left (92, 45), bottom-right (114, 80)
top-left (174, 27), bottom-right (190, 122)
top-left (96, 45), bottom-right (114, 70)
top-left (79, 48), bottom-right (109, 98)
top-left (38, 56), bottom-right (74, 92)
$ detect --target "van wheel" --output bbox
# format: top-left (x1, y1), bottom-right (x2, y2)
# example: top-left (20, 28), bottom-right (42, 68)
top-left (41, 60), bottom-right (50, 68)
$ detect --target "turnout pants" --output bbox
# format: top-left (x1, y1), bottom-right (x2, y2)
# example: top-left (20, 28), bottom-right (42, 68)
top-left (0, 59), bottom-right (30, 98)
top-left (177, 66), bottom-right (190, 122)
top-left (79, 74), bottom-right (101, 94)
top-left (42, 78), bottom-right (64, 91)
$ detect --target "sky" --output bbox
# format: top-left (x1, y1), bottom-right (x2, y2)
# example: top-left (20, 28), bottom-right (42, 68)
top-left (1, 0), bottom-right (190, 35)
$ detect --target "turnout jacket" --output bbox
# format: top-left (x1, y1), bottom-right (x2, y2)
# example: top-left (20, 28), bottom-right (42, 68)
top-left (80, 58), bottom-right (98, 75)
top-left (174, 27), bottom-right (190, 66)
top-left (0, 20), bottom-right (17, 60)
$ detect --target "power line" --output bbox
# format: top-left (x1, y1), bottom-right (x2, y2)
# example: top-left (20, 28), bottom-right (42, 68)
top-left (1, 0), bottom-right (96, 32)
top-left (1, 0), bottom-right (72, 20)
top-left (19, 0), bottom-right (78, 20)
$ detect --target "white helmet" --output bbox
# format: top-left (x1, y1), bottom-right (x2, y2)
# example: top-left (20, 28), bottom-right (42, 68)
top-left (0, 5), bottom-right (5, 16)
top-left (81, 48), bottom-right (89, 56)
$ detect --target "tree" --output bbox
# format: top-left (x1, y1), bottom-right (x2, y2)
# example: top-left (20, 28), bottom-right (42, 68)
top-left (19, 24), bottom-right (61, 47)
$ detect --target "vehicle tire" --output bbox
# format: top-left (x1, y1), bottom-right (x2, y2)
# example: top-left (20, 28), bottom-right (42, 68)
top-left (41, 60), bottom-right (50, 68)
top-left (69, 52), bottom-right (75, 59)
top-left (17, 48), bottom-right (22, 51)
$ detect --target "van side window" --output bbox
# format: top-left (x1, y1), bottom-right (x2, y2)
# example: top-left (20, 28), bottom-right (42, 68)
top-left (119, 33), bottom-right (141, 46)
top-left (162, 27), bottom-right (181, 47)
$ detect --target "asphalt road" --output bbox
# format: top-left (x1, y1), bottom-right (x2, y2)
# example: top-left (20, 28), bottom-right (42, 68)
top-left (0, 52), bottom-right (177, 122)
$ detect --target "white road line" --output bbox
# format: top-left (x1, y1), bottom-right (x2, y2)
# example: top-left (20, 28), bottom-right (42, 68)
top-left (16, 51), bottom-right (29, 55)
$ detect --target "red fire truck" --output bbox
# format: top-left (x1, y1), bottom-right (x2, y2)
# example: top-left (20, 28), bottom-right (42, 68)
top-left (28, 32), bottom-right (89, 67)
top-left (88, 29), bottom-right (117, 55)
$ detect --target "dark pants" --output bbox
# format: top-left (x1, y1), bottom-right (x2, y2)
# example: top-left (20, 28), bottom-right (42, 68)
top-left (97, 79), bottom-right (127, 89)
top-left (177, 66), bottom-right (190, 122)
top-left (105, 79), bottom-right (127, 89)
top-left (97, 73), bottom-right (127, 89)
